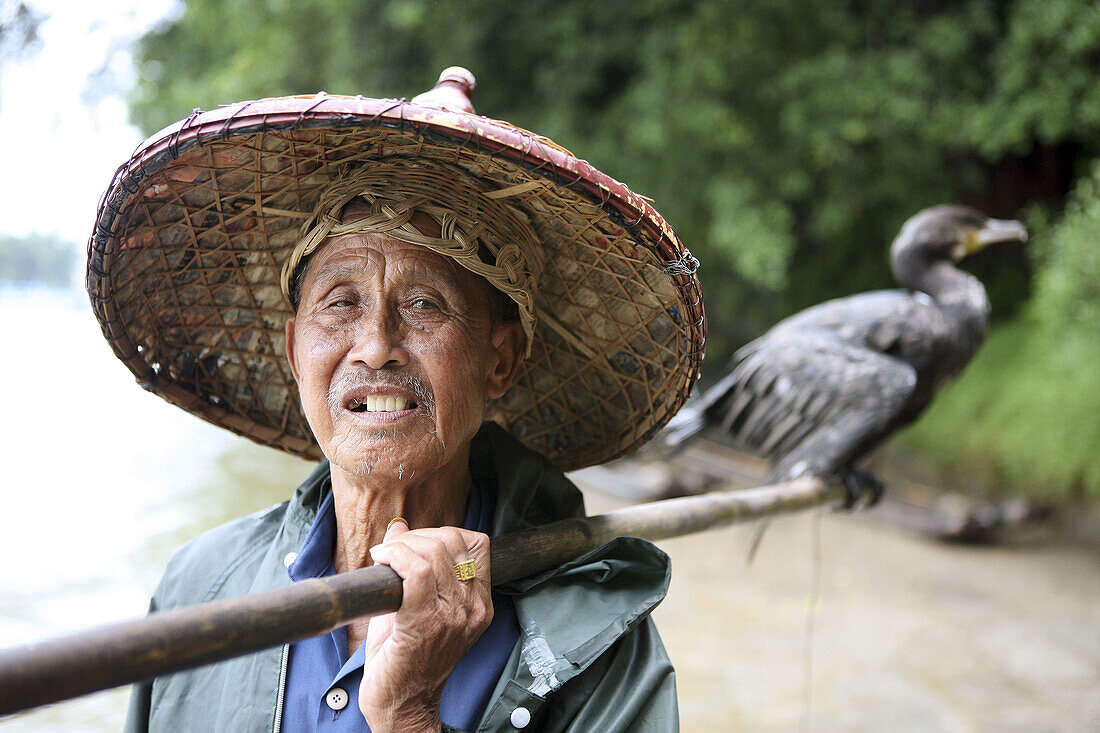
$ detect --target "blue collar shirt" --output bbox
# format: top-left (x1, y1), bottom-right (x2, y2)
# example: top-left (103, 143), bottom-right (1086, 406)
top-left (282, 480), bottom-right (519, 731)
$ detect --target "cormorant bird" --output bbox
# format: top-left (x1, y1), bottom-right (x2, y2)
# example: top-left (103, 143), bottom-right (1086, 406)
top-left (661, 205), bottom-right (1027, 506)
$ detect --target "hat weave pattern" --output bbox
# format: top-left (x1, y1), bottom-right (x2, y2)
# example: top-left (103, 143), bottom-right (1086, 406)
top-left (280, 160), bottom-right (544, 354)
top-left (88, 95), bottom-right (704, 470)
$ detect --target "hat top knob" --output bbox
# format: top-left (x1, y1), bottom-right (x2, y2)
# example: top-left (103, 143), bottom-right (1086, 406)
top-left (411, 66), bottom-right (476, 114)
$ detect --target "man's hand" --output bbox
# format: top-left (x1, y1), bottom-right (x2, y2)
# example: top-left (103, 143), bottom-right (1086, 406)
top-left (359, 520), bottom-right (493, 733)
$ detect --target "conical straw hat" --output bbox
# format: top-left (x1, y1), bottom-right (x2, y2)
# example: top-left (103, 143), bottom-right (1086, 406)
top-left (87, 68), bottom-right (705, 470)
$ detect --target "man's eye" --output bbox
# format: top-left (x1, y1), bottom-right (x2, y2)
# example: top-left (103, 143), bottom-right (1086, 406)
top-left (329, 298), bottom-right (355, 308)
top-left (411, 298), bottom-right (439, 310)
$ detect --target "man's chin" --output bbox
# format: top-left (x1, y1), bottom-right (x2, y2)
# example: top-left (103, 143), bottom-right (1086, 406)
top-left (323, 427), bottom-right (441, 478)
top-left (324, 428), bottom-right (409, 462)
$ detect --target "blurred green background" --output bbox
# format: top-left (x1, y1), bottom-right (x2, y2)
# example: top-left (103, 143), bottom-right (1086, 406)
top-left (9, 0), bottom-right (1100, 502)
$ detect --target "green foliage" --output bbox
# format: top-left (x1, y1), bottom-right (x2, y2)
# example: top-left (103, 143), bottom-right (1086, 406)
top-left (899, 321), bottom-right (1100, 499)
top-left (132, 0), bottom-right (1100, 333)
top-left (707, 179), bottom-right (795, 291)
top-left (1031, 162), bottom-right (1100, 327)
top-left (0, 233), bottom-right (76, 286)
top-left (130, 0), bottom-right (1100, 500)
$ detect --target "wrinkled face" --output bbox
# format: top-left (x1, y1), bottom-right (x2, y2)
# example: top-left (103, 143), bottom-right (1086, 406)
top-left (286, 228), bottom-right (523, 484)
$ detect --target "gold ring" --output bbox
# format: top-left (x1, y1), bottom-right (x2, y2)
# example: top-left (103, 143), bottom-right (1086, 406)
top-left (454, 559), bottom-right (477, 582)
top-left (386, 517), bottom-right (408, 531)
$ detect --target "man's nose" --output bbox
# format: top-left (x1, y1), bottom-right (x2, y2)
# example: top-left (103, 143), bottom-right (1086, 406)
top-left (346, 304), bottom-right (409, 369)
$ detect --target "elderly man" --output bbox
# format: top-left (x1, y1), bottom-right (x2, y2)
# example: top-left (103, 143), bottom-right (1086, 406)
top-left (281, 197), bottom-right (526, 731)
top-left (90, 70), bottom-right (704, 732)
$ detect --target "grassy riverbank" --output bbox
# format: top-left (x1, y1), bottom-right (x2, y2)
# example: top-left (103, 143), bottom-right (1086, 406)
top-left (899, 321), bottom-right (1100, 502)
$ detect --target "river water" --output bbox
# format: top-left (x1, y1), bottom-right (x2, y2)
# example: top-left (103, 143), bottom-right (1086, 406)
top-left (0, 286), bottom-right (315, 730)
top-left (1, 287), bottom-right (1097, 731)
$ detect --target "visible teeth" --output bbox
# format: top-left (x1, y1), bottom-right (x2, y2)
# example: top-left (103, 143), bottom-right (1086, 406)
top-left (350, 395), bottom-right (410, 412)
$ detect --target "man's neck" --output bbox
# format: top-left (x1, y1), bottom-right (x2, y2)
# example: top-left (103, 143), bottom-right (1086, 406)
top-left (328, 455), bottom-right (471, 574)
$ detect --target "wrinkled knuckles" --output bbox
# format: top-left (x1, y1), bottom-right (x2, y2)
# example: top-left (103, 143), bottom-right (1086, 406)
top-left (438, 526), bottom-right (466, 545)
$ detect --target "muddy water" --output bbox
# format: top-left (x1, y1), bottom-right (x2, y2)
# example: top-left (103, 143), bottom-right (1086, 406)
top-left (2, 288), bottom-right (1097, 731)
top-left (579, 487), bottom-right (1100, 732)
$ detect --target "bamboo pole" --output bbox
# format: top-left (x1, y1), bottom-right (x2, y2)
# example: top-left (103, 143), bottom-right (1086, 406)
top-left (0, 476), bottom-right (838, 716)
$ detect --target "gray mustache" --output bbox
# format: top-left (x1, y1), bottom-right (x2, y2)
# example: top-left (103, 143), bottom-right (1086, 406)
top-left (327, 369), bottom-right (435, 418)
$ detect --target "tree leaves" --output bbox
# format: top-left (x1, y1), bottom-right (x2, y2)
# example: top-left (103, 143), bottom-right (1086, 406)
top-left (129, 0), bottom-right (1100, 341)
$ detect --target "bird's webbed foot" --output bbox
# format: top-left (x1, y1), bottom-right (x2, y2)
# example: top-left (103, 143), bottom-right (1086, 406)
top-left (836, 466), bottom-right (885, 510)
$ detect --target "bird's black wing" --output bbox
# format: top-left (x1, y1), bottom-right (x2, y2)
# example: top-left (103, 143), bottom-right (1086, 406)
top-left (770, 289), bottom-right (957, 372)
top-left (658, 290), bottom-right (938, 457)
top-left (705, 327), bottom-right (918, 481)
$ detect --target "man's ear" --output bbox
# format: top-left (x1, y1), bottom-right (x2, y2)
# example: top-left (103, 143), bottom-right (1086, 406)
top-left (285, 317), bottom-right (301, 385)
top-left (486, 321), bottom-right (525, 400)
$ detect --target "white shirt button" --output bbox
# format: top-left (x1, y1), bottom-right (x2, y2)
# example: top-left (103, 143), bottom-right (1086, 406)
top-left (326, 687), bottom-right (348, 711)
top-left (283, 552), bottom-right (298, 568)
top-left (510, 706), bottom-right (531, 728)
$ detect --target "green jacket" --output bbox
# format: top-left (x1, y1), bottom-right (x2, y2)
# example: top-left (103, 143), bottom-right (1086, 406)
top-left (126, 423), bottom-right (678, 732)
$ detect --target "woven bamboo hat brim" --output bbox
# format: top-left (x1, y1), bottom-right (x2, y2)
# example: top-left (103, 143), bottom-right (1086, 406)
top-left (87, 74), bottom-right (705, 471)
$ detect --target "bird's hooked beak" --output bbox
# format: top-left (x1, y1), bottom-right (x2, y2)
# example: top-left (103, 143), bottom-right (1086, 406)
top-left (953, 218), bottom-right (1028, 261)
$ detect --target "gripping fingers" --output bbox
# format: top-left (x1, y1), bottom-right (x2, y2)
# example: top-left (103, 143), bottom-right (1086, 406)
top-left (369, 529), bottom-right (491, 618)
top-left (370, 538), bottom-right (446, 609)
